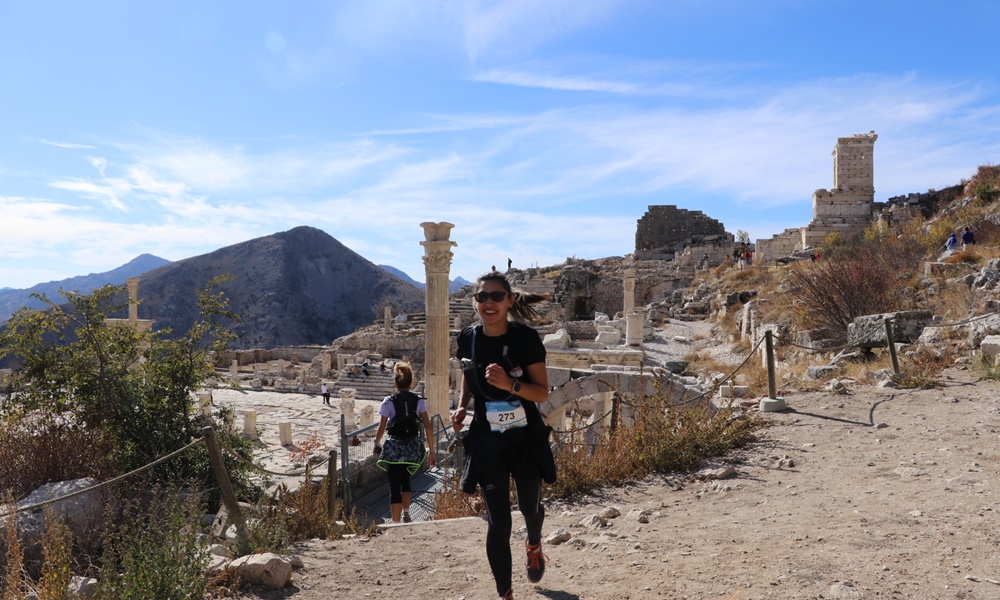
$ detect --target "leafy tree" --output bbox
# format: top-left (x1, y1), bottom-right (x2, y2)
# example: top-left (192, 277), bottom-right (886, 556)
top-left (0, 276), bottom-right (259, 502)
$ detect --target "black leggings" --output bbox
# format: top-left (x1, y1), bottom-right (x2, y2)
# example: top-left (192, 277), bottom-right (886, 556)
top-left (386, 463), bottom-right (411, 504)
top-left (480, 461), bottom-right (544, 596)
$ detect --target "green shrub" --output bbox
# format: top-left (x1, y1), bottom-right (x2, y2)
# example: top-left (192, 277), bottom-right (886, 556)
top-left (94, 488), bottom-right (208, 600)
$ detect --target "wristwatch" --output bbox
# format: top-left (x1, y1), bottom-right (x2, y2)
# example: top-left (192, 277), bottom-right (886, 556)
top-left (511, 380), bottom-right (521, 393)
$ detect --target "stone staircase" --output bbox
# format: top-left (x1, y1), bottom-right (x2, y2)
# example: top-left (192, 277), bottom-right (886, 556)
top-left (334, 364), bottom-right (396, 403)
top-left (404, 301), bottom-right (477, 329)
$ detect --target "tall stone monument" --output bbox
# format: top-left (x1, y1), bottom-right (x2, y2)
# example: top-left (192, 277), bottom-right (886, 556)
top-left (126, 277), bottom-right (140, 324)
top-left (623, 268), bottom-right (636, 316)
top-left (756, 131), bottom-right (878, 258)
top-left (421, 222), bottom-right (457, 421)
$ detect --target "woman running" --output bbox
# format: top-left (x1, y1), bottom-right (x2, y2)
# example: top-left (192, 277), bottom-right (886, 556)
top-left (451, 271), bottom-right (555, 600)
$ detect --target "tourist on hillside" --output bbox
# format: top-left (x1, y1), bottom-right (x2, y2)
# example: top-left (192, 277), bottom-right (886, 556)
top-left (945, 232), bottom-right (958, 252)
top-left (321, 382), bottom-right (330, 405)
top-left (451, 271), bottom-right (556, 600)
top-left (360, 364), bottom-right (369, 380)
top-left (962, 226), bottom-right (976, 249)
top-left (373, 361), bottom-right (435, 523)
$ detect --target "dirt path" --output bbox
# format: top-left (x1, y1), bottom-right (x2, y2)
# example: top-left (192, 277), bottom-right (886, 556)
top-left (234, 366), bottom-right (1000, 600)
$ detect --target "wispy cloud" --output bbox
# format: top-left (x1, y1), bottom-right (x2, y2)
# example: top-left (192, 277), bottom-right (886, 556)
top-left (32, 138), bottom-right (97, 150)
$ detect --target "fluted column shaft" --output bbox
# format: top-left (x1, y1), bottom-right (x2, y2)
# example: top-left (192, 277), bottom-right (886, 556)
top-left (421, 222), bottom-right (457, 421)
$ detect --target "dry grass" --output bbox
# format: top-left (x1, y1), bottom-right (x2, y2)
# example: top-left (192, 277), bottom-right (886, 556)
top-left (432, 469), bottom-right (484, 520)
top-left (433, 376), bottom-right (765, 517)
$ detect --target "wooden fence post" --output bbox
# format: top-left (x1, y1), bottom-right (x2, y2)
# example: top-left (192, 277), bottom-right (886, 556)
top-left (202, 426), bottom-right (248, 539)
top-left (884, 318), bottom-right (900, 375)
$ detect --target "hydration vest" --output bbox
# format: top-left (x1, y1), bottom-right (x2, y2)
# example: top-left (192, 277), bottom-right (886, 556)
top-left (387, 391), bottom-right (421, 439)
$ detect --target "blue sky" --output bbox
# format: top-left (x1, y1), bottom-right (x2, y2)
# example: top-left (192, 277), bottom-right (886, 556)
top-left (3, 1), bottom-right (1000, 289)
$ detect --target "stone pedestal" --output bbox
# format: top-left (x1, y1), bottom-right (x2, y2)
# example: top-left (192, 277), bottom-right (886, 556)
top-left (360, 405), bottom-right (376, 432)
top-left (421, 222), bottom-right (457, 421)
top-left (278, 423), bottom-right (293, 446)
top-left (243, 411), bottom-right (258, 440)
top-left (625, 310), bottom-right (645, 346)
top-left (340, 391), bottom-right (357, 435)
top-left (759, 397), bottom-right (787, 412)
top-left (197, 391), bottom-right (213, 417)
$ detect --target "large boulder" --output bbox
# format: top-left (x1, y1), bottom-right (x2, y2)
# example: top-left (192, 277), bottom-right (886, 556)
top-left (969, 314), bottom-right (1000, 349)
top-left (16, 478), bottom-right (104, 563)
top-left (229, 552), bottom-right (293, 589)
top-left (847, 311), bottom-right (933, 349)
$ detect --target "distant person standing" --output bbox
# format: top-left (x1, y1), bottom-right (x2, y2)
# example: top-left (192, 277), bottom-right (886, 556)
top-left (962, 226), bottom-right (976, 249)
top-left (321, 382), bottom-right (330, 405)
top-left (945, 232), bottom-right (958, 252)
top-left (507, 258), bottom-right (512, 270)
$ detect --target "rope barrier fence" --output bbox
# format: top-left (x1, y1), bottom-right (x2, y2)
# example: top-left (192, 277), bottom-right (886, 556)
top-left (550, 335), bottom-right (767, 442)
top-left (2, 437), bottom-right (206, 519)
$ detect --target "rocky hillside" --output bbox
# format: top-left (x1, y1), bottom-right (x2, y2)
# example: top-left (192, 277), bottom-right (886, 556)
top-left (127, 226), bottom-right (425, 348)
top-left (0, 254), bottom-right (170, 323)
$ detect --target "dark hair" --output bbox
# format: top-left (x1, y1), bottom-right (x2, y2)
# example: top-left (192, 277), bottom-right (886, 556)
top-left (475, 271), bottom-right (548, 323)
top-left (394, 361), bottom-right (413, 390)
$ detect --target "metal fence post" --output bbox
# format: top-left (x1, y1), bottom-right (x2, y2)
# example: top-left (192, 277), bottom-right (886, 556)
top-left (327, 449), bottom-right (338, 518)
top-left (340, 413), bottom-right (352, 516)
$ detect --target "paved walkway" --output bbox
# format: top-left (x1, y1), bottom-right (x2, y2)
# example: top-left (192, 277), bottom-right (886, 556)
top-left (209, 388), bottom-right (450, 523)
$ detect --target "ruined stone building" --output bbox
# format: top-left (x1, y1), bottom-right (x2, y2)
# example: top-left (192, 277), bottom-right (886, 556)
top-left (634, 205), bottom-right (733, 264)
top-left (757, 131), bottom-right (878, 258)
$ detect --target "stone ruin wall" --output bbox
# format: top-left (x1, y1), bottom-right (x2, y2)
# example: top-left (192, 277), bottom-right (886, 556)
top-left (635, 206), bottom-right (729, 261)
top-left (874, 184), bottom-right (964, 230)
top-left (757, 132), bottom-right (878, 260)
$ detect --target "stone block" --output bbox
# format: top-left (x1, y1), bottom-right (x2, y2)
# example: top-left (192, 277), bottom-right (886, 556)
top-left (546, 367), bottom-right (572, 388)
top-left (847, 311), bottom-right (933, 349)
top-left (543, 329), bottom-right (572, 349)
top-left (980, 335), bottom-right (1000, 361)
top-left (804, 365), bottom-right (839, 380)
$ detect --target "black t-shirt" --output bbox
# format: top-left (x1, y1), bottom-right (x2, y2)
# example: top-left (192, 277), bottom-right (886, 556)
top-left (457, 321), bottom-right (546, 433)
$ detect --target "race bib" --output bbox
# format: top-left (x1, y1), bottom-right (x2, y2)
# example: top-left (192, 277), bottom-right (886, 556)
top-left (485, 400), bottom-right (527, 433)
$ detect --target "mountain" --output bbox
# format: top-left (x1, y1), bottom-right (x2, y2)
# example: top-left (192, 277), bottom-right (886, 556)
top-left (378, 265), bottom-right (473, 293)
top-left (0, 254), bottom-right (170, 323)
top-left (130, 226), bottom-right (425, 348)
top-left (450, 276), bottom-right (473, 292)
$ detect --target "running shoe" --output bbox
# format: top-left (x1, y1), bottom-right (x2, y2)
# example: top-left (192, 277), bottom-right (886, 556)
top-left (525, 541), bottom-right (545, 583)
top-left (499, 588), bottom-right (514, 600)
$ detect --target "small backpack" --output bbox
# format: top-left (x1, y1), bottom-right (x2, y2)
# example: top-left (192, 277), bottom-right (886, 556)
top-left (387, 392), bottom-right (421, 439)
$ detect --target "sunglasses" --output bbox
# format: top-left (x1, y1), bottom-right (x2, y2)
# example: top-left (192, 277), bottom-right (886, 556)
top-left (474, 291), bottom-right (509, 303)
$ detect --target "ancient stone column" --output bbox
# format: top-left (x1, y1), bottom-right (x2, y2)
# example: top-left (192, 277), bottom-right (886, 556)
top-left (197, 391), bottom-right (213, 417)
top-left (126, 277), bottom-right (140, 324)
top-left (623, 269), bottom-right (636, 316)
top-left (360, 405), bottom-right (375, 432)
top-left (421, 222), bottom-right (457, 421)
top-left (278, 422), bottom-right (293, 446)
top-left (384, 306), bottom-right (392, 334)
top-left (340, 389), bottom-right (357, 435)
top-left (230, 360), bottom-right (239, 382)
top-left (243, 411), bottom-right (258, 440)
